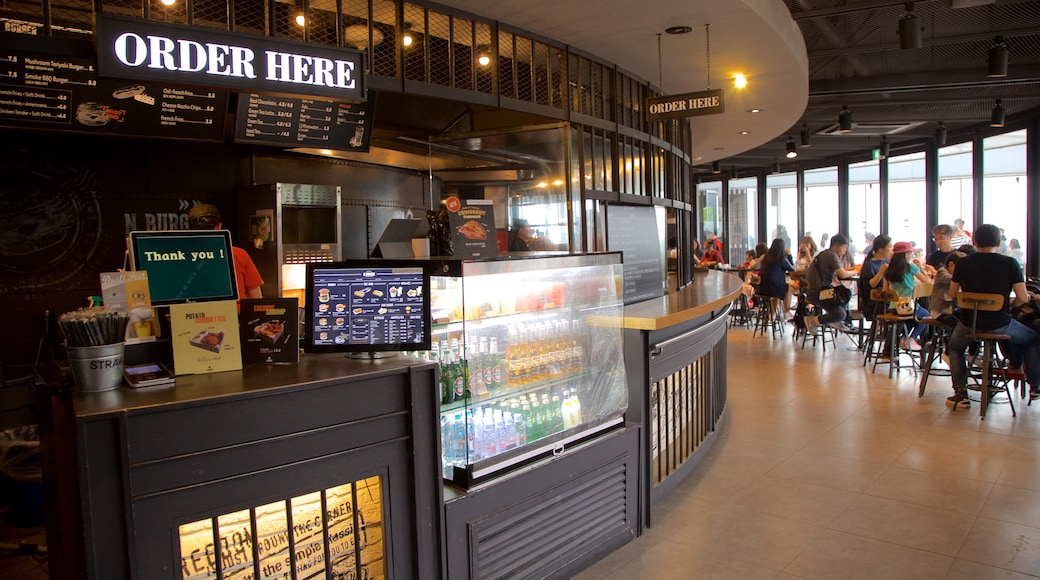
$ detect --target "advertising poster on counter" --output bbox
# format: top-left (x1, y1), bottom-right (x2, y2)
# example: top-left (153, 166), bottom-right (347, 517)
top-left (240, 298), bottom-right (299, 364)
top-left (169, 300), bottom-right (243, 375)
top-left (446, 197), bottom-right (498, 259)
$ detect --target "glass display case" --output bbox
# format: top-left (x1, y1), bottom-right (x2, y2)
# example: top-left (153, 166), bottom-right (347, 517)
top-left (412, 253), bottom-right (628, 487)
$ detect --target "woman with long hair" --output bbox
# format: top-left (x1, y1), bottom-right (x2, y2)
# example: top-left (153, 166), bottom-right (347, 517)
top-left (757, 238), bottom-right (795, 303)
top-left (794, 236), bottom-right (817, 271)
top-left (883, 241), bottom-right (932, 350)
top-left (859, 234), bottom-right (892, 317)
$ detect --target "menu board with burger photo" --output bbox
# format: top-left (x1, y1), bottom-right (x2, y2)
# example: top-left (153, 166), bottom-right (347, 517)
top-left (445, 198), bottom-right (498, 259)
top-left (240, 298), bottom-right (300, 364)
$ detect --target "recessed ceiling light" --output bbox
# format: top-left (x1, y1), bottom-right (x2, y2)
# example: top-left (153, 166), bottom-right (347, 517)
top-left (713, 147), bottom-right (725, 151)
top-left (664, 26), bottom-right (693, 35)
top-left (733, 74), bottom-right (748, 89)
top-left (739, 130), bottom-right (750, 135)
top-left (748, 108), bottom-right (761, 113)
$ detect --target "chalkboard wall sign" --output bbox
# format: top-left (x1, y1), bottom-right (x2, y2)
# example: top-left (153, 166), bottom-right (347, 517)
top-left (0, 49), bottom-right (228, 141)
top-left (606, 204), bottom-right (666, 304)
top-left (233, 93), bottom-right (372, 151)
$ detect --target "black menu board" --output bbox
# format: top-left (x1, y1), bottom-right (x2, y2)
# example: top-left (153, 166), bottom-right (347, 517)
top-left (606, 204), bottom-right (665, 304)
top-left (309, 265), bottom-right (427, 348)
top-left (234, 93), bottom-right (371, 151)
top-left (0, 50), bottom-right (227, 141)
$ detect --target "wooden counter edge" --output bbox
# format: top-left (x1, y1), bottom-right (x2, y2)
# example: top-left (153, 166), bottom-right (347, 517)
top-left (621, 270), bottom-right (744, 331)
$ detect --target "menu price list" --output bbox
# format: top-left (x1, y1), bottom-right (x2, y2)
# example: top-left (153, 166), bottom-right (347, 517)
top-left (235, 93), bottom-right (371, 151)
top-left (0, 50), bottom-right (227, 141)
top-left (312, 269), bottom-right (425, 346)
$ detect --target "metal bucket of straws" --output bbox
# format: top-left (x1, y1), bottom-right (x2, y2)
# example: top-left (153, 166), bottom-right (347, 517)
top-left (59, 307), bottom-right (129, 392)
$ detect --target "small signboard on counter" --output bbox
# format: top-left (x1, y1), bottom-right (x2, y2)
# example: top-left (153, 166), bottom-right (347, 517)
top-left (240, 298), bottom-right (300, 364)
top-left (0, 49), bottom-right (227, 140)
top-left (606, 204), bottom-right (666, 304)
top-left (234, 93), bottom-right (371, 151)
top-left (445, 197), bottom-right (498, 259)
top-left (99, 270), bottom-right (158, 344)
top-left (169, 300), bottom-right (243, 375)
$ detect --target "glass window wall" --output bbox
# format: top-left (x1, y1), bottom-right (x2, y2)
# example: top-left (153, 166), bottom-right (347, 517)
top-left (887, 151), bottom-right (928, 258)
top-left (765, 172), bottom-right (797, 253)
top-left (727, 177), bottom-right (759, 265)
top-left (982, 129), bottom-right (1028, 270)
top-left (937, 141), bottom-right (974, 235)
top-left (803, 167), bottom-right (841, 254)
top-left (696, 181), bottom-right (723, 256)
top-left (848, 159), bottom-right (881, 259)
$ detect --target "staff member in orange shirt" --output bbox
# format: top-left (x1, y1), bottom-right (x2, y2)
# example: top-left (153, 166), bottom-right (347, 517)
top-left (188, 203), bottom-right (264, 299)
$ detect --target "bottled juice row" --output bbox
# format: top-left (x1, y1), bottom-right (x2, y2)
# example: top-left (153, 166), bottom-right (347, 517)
top-left (439, 388), bottom-right (584, 476)
top-left (407, 320), bottom-right (586, 406)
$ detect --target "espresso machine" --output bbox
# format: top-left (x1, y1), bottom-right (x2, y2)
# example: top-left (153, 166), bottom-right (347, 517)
top-left (239, 183), bottom-right (342, 305)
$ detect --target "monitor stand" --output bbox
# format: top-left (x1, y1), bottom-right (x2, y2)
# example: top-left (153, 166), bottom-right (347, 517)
top-left (345, 352), bottom-right (398, 360)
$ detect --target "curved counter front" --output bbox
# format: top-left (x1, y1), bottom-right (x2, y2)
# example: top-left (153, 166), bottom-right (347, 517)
top-left (622, 270), bottom-right (743, 529)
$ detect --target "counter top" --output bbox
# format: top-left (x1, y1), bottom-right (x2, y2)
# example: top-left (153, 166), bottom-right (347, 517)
top-left (70, 353), bottom-right (436, 418)
top-left (622, 270), bottom-right (744, 331)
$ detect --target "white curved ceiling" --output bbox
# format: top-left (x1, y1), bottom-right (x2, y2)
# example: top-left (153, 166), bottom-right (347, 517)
top-left (430, 0), bottom-right (808, 164)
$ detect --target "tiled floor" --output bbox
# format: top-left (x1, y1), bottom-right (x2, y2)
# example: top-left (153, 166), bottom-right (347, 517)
top-left (575, 325), bottom-right (1040, 580)
top-left (0, 521), bottom-right (47, 580)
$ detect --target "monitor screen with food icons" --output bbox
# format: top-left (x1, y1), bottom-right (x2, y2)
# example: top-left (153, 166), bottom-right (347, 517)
top-left (304, 260), bottom-right (431, 355)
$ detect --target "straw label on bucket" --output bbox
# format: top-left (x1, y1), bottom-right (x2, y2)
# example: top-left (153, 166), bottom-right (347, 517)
top-left (170, 300), bottom-right (242, 375)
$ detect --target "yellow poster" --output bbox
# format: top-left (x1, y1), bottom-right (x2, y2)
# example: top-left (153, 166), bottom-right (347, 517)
top-left (170, 300), bottom-right (243, 375)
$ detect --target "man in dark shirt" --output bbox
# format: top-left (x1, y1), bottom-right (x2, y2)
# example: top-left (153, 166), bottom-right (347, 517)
top-left (804, 233), bottom-right (859, 333)
top-left (926, 224), bottom-right (956, 272)
top-left (946, 224), bottom-right (1040, 408)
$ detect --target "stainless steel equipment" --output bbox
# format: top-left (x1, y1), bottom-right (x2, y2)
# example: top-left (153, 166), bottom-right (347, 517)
top-left (238, 183), bottom-right (341, 305)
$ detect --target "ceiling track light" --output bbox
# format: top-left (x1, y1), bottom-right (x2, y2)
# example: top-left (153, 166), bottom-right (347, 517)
top-left (935, 121), bottom-right (947, 147)
top-left (771, 159), bottom-right (780, 174)
top-left (785, 137), bottom-right (798, 159)
top-left (991, 99), bottom-right (1006, 127)
top-left (800, 124), bottom-right (811, 147)
top-left (839, 105), bottom-right (853, 132)
top-left (880, 136), bottom-right (890, 159)
top-left (988, 36), bottom-right (1008, 78)
top-left (898, 2), bottom-right (922, 50)
top-left (711, 161), bottom-right (721, 174)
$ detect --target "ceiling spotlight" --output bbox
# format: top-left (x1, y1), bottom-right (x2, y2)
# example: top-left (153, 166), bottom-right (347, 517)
top-left (988, 36), bottom-right (1008, 78)
top-left (800, 124), bottom-right (812, 147)
top-left (734, 74), bottom-right (747, 89)
top-left (159, 0), bottom-right (176, 6)
top-left (772, 159), bottom-right (780, 174)
top-left (785, 137), bottom-right (798, 159)
top-left (898, 2), bottom-right (922, 50)
top-left (711, 161), bottom-right (721, 174)
top-left (839, 106), bottom-right (853, 132)
top-left (991, 99), bottom-right (1006, 127)
top-left (402, 32), bottom-right (414, 47)
top-left (935, 121), bottom-right (947, 147)
top-left (880, 136), bottom-right (890, 159)
top-left (294, 10), bottom-right (306, 27)
top-left (664, 25), bottom-right (693, 35)
top-left (748, 108), bottom-right (761, 113)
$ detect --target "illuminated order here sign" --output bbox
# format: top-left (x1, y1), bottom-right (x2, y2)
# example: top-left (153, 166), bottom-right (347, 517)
top-left (96, 15), bottom-right (366, 102)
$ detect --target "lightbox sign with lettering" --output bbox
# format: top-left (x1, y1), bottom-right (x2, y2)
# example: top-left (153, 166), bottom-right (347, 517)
top-left (646, 89), bottom-right (724, 121)
top-left (95, 15), bottom-right (366, 102)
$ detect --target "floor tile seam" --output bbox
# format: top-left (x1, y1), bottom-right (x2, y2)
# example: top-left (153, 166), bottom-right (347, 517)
top-left (815, 520), bottom-right (970, 561)
top-left (948, 558), bottom-right (1040, 579)
top-left (972, 513), bottom-right (1040, 534)
top-left (764, 469), bottom-right (884, 495)
top-left (649, 526), bottom-right (794, 574)
top-left (899, 436), bottom-right (1021, 460)
top-left (883, 461), bottom-right (1007, 486)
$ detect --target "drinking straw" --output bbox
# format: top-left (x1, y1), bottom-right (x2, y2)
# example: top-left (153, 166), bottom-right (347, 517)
top-left (58, 307), bottom-right (129, 347)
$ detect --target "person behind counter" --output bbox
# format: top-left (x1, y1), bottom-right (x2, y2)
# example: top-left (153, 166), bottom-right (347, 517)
top-left (508, 219), bottom-right (534, 251)
top-left (188, 203), bottom-right (264, 299)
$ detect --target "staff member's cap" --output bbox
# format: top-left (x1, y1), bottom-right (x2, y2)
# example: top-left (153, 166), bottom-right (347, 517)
top-left (188, 203), bottom-right (222, 228)
top-left (892, 241), bottom-right (914, 253)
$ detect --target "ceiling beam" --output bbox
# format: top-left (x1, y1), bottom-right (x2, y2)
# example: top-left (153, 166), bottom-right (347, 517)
top-left (792, 0), bottom-right (938, 20)
top-left (808, 26), bottom-right (1040, 58)
top-left (808, 66), bottom-right (1040, 96)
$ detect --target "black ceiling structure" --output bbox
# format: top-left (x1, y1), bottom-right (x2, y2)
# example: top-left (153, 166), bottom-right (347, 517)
top-left (701, 0), bottom-right (1040, 178)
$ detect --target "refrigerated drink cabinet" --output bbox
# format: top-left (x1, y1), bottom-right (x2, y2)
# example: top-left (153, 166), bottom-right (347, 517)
top-left (420, 253), bottom-right (629, 487)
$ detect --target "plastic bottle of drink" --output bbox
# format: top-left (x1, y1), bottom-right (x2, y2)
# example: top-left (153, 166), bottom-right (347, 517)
top-left (571, 320), bottom-right (585, 371)
top-left (483, 408), bottom-right (498, 459)
top-left (493, 409), bottom-right (506, 453)
top-left (468, 339), bottom-right (489, 397)
top-left (440, 415), bottom-right (452, 478)
top-left (506, 326), bottom-right (521, 388)
top-left (528, 400), bottom-right (542, 442)
top-left (513, 412), bottom-right (527, 446)
top-left (501, 412), bottom-right (516, 451)
top-left (466, 409), bottom-right (480, 462)
top-left (451, 413), bottom-right (467, 468)
top-left (551, 395), bottom-right (564, 433)
top-left (437, 344), bottom-right (455, 405)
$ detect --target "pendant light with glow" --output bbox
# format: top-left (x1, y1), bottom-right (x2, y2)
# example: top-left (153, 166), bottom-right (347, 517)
top-left (785, 137), bottom-right (797, 159)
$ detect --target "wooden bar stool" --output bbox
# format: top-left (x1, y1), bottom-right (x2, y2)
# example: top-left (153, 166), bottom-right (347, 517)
top-left (752, 295), bottom-right (785, 338)
top-left (917, 317), bottom-right (952, 397)
top-left (955, 292), bottom-right (1017, 419)
top-left (872, 289), bottom-right (918, 379)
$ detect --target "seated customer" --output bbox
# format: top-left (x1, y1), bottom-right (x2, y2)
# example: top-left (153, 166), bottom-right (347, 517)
top-left (883, 241), bottom-right (932, 350)
top-left (859, 234), bottom-right (892, 319)
top-left (945, 224), bottom-right (1040, 409)
top-left (804, 234), bottom-right (860, 333)
top-left (700, 241), bottom-right (725, 266)
top-left (930, 251), bottom-right (966, 326)
top-left (756, 238), bottom-right (795, 303)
